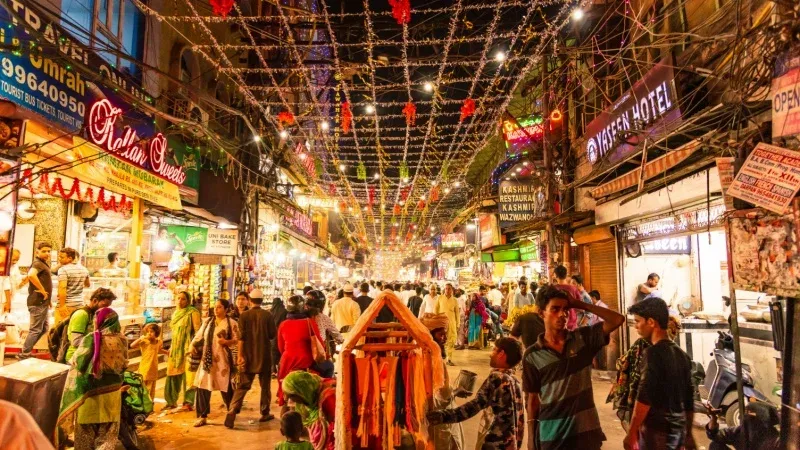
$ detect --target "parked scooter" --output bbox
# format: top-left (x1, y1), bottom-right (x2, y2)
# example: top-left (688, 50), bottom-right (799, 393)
top-left (694, 331), bottom-right (772, 427)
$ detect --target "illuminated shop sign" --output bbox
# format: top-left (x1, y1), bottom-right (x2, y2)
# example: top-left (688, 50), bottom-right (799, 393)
top-left (498, 177), bottom-right (545, 226)
top-left (585, 57), bottom-right (682, 166)
top-left (641, 236), bottom-right (691, 255)
top-left (502, 115), bottom-right (544, 156)
top-left (87, 99), bottom-right (187, 185)
top-left (283, 209), bottom-right (313, 237)
top-left (442, 233), bottom-right (465, 248)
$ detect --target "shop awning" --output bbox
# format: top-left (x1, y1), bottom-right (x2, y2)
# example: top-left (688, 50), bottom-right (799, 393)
top-left (481, 244), bottom-right (521, 262)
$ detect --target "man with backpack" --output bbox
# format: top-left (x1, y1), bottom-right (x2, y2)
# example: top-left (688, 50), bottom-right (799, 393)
top-left (50, 288), bottom-right (116, 363)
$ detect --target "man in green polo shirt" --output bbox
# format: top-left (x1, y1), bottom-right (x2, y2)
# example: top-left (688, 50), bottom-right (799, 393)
top-left (522, 286), bottom-right (625, 450)
top-left (65, 288), bottom-right (117, 362)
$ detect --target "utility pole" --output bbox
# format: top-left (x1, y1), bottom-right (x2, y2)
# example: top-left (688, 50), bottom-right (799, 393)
top-left (542, 54), bottom-right (556, 279)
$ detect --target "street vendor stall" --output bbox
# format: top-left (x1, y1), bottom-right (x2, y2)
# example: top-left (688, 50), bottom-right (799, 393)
top-left (336, 290), bottom-right (446, 450)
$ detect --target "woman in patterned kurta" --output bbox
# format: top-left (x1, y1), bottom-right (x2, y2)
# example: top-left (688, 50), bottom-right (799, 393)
top-left (58, 307), bottom-right (128, 450)
top-left (192, 299), bottom-right (240, 427)
top-left (164, 292), bottom-right (202, 411)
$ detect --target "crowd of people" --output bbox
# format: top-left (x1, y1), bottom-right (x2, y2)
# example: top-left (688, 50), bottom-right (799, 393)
top-left (1, 247), bottom-right (780, 450)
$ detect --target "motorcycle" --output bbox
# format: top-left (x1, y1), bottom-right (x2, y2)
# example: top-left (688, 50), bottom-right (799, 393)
top-left (693, 331), bottom-right (772, 427)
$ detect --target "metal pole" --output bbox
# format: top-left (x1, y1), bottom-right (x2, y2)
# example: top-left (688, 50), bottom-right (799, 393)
top-left (542, 55), bottom-right (556, 277)
top-left (723, 218), bottom-right (747, 448)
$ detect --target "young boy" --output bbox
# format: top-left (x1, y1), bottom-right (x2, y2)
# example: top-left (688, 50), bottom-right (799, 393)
top-left (275, 411), bottom-right (312, 450)
top-left (426, 337), bottom-right (525, 450)
top-left (522, 286), bottom-right (625, 450)
top-left (624, 297), bottom-right (696, 450)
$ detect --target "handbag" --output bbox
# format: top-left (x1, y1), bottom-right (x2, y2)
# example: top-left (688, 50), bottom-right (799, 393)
top-left (187, 319), bottom-right (207, 372)
top-left (308, 318), bottom-right (326, 364)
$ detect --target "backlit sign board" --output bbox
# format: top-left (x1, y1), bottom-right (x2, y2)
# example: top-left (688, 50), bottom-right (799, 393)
top-left (502, 115), bottom-right (544, 156)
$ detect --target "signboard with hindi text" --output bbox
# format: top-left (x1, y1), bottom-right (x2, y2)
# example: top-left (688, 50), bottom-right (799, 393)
top-left (727, 143), bottom-right (800, 214)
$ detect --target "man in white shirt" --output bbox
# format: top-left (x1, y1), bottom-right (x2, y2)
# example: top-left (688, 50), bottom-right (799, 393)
top-left (400, 283), bottom-right (414, 306)
top-left (55, 247), bottom-right (90, 324)
top-left (1, 249), bottom-right (24, 313)
top-left (487, 284), bottom-right (504, 311)
top-left (417, 283), bottom-right (440, 319)
top-left (330, 283), bottom-right (361, 331)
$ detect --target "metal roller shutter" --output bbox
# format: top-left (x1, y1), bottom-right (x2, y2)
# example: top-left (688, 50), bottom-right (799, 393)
top-left (589, 240), bottom-right (619, 313)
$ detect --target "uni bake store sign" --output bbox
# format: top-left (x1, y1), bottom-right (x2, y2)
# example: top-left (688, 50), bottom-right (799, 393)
top-left (585, 57), bottom-right (683, 166)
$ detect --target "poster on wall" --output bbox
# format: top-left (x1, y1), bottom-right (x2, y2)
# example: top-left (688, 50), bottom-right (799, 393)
top-left (715, 157), bottom-right (736, 210)
top-left (726, 142), bottom-right (800, 214)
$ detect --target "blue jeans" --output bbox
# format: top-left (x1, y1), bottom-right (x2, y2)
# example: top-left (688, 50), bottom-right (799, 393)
top-left (22, 304), bottom-right (50, 355)
top-left (487, 309), bottom-right (503, 338)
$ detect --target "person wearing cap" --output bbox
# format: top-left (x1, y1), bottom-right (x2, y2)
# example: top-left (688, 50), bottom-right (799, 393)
top-left (330, 282), bottom-right (361, 332)
top-left (226, 288), bottom-right (277, 428)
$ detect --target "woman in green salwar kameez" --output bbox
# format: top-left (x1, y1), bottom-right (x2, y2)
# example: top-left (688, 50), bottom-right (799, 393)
top-left (164, 291), bottom-right (202, 411)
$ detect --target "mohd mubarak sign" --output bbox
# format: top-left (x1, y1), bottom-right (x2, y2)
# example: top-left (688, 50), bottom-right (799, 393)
top-left (585, 57), bottom-right (682, 166)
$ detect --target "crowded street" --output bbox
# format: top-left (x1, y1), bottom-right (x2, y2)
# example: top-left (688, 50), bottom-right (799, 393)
top-left (1, 0), bottom-right (799, 449)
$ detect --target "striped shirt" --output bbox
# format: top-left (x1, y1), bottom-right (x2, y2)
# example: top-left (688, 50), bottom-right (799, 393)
top-left (57, 263), bottom-right (89, 306)
top-left (522, 323), bottom-right (608, 450)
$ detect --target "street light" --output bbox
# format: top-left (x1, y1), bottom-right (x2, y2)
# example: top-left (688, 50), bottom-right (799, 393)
top-left (423, 82), bottom-right (434, 92)
top-left (365, 104), bottom-right (375, 114)
top-left (279, 130), bottom-right (289, 139)
top-left (572, 8), bottom-right (584, 20)
top-left (494, 50), bottom-right (506, 62)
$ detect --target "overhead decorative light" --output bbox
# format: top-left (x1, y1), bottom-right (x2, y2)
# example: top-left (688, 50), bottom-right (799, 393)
top-left (279, 130), bottom-right (289, 139)
top-left (373, 173), bottom-right (380, 180)
top-left (505, 177), bottom-right (511, 180)
top-left (572, 8), bottom-right (584, 20)
top-left (523, 161), bottom-right (529, 166)
top-left (444, 188), bottom-right (451, 194)
top-left (454, 181), bottom-right (461, 188)
top-left (339, 164), bottom-right (346, 172)
top-left (431, 180), bottom-right (438, 186)
top-left (516, 167), bottom-right (522, 173)
top-left (494, 50), bottom-right (506, 62)
top-left (550, 109), bottom-right (563, 121)
top-left (253, 135), bottom-right (261, 142)
top-left (423, 82), bottom-right (434, 92)
top-left (365, 104), bottom-right (375, 114)
top-left (321, 121), bottom-right (330, 130)
top-left (403, 177), bottom-right (409, 183)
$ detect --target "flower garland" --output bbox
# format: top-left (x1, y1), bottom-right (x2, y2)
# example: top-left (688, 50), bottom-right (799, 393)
top-left (402, 101), bottom-right (416, 126)
top-left (388, 0), bottom-right (411, 25)
top-left (341, 101), bottom-right (353, 133)
top-left (22, 170), bottom-right (133, 214)
top-left (210, 0), bottom-right (235, 18)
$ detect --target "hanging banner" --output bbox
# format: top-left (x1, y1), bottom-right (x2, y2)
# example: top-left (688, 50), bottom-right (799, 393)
top-left (69, 138), bottom-right (182, 210)
top-left (479, 213), bottom-right (501, 250)
top-left (771, 46), bottom-right (800, 139)
top-left (715, 157), bottom-right (736, 210)
top-left (726, 142), bottom-right (800, 214)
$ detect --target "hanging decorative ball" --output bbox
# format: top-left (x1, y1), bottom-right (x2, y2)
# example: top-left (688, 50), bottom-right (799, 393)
top-left (328, 183), bottom-right (337, 196)
top-left (210, 0), bottom-right (235, 18)
top-left (368, 186), bottom-right (376, 205)
top-left (339, 201), bottom-right (348, 212)
top-left (430, 186), bottom-right (439, 202)
top-left (460, 98), bottom-right (476, 122)
top-left (393, 204), bottom-right (401, 215)
top-left (357, 162), bottom-right (367, 180)
top-left (417, 199), bottom-right (425, 209)
top-left (402, 101), bottom-right (416, 126)
top-left (400, 186), bottom-right (410, 201)
top-left (399, 161), bottom-right (409, 179)
top-left (342, 101), bottom-right (353, 133)
top-left (277, 110), bottom-right (295, 125)
top-left (388, 0), bottom-right (412, 25)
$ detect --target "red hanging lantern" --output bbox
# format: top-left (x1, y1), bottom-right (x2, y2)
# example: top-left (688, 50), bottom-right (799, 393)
top-left (417, 199), bottom-right (425, 209)
top-left (328, 183), bottom-right (337, 196)
top-left (400, 186), bottom-right (410, 201)
top-left (430, 186), bottom-right (439, 202)
top-left (402, 101), bottom-right (416, 126)
top-left (277, 110), bottom-right (295, 126)
top-left (393, 204), bottom-right (401, 215)
top-left (210, 0), bottom-right (235, 18)
top-left (368, 186), bottom-right (376, 206)
top-left (388, 0), bottom-right (411, 25)
top-left (460, 98), bottom-right (476, 122)
top-left (342, 102), bottom-right (353, 133)
top-left (339, 201), bottom-right (348, 212)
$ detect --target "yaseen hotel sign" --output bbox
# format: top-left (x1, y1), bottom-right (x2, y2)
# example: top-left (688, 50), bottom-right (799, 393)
top-left (585, 57), bottom-right (682, 166)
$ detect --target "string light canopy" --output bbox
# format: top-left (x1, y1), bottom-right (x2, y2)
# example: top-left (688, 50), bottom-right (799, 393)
top-left (142, 0), bottom-right (577, 249)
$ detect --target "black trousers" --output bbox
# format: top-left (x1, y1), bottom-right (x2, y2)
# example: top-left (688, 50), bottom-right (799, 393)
top-left (195, 386), bottom-right (232, 418)
top-left (229, 372), bottom-right (272, 416)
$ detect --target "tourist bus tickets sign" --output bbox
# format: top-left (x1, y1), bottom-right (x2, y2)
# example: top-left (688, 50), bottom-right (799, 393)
top-left (727, 142), bottom-right (800, 214)
top-left (584, 57), bottom-right (681, 166)
top-left (498, 177), bottom-right (544, 226)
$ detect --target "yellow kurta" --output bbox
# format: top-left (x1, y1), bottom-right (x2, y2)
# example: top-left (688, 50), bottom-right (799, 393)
top-left (435, 295), bottom-right (460, 361)
top-left (137, 338), bottom-right (162, 382)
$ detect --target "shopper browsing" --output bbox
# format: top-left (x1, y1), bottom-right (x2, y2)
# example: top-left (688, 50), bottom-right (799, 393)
top-left (624, 297), bottom-right (696, 450)
top-left (275, 411), bottom-right (313, 450)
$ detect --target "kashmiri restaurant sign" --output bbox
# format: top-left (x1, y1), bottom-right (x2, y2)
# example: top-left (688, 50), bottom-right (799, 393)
top-left (584, 57), bottom-right (681, 166)
top-left (498, 176), bottom-right (544, 227)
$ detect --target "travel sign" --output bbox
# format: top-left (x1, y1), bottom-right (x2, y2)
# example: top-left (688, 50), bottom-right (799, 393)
top-left (584, 57), bottom-right (682, 166)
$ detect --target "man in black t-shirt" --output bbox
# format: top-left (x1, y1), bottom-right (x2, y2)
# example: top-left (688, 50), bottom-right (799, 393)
top-left (625, 297), bottom-right (696, 450)
top-left (19, 242), bottom-right (53, 359)
top-left (406, 286), bottom-right (423, 317)
top-left (355, 282), bottom-right (373, 314)
top-left (510, 309), bottom-right (544, 350)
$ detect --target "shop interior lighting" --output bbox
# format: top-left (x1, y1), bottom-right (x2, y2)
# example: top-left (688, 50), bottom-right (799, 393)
top-left (0, 212), bottom-right (12, 231)
top-left (466, 224), bottom-right (477, 230)
top-left (218, 222), bottom-right (237, 230)
top-left (572, 8), bottom-right (584, 20)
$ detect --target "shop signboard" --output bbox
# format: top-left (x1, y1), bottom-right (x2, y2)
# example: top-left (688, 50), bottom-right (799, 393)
top-left (282, 208), bottom-right (313, 237)
top-left (479, 213), bottom-right (501, 250)
top-left (641, 236), bottom-right (691, 255)
top-left (584, 57), bottom-right (681, 166)
top-left (501, 114), bottom-right (544, 156)
top-left (771, 46), bottom-right (800, 139)
top-left (498, 176), bottom-right (544, 226)
top-left (0, 2), bottom-right (151, 134)
top-left (727, 142), bottom-right (800, 214)
top-left (158, 225), bottom-right (238, 255)
top-left (442, 233), bottom-right (465, 248)
top-left (519, 240), bottom-right (540, 261)
top-left (715, 157), bottom-right (736, 210)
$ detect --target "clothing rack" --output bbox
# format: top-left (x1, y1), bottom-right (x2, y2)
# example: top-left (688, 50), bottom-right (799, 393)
top-left (335, 291), bottom-right (446, 450)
